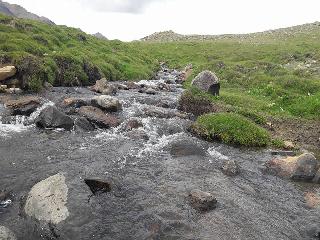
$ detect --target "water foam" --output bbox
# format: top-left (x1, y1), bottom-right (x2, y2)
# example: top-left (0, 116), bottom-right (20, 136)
top-left (207, 147), bottom-right (229, 161)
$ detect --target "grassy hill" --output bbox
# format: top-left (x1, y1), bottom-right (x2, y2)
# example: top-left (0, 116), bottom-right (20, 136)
top-left (0, 14), bottom-right (158, 91)
top-left (0, 13), bottom-right (319, 121)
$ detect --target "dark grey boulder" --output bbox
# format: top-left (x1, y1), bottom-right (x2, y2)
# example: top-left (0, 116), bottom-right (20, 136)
top-left (74, 117), bottom-right (95, 132)
top-left (35, 106), bottom-right (74, 130)
top-left (191, 70), bottom-right (220, 96)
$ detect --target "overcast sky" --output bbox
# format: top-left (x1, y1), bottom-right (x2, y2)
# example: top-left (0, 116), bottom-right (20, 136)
top-left (5, 0), bottom-right (320, 41)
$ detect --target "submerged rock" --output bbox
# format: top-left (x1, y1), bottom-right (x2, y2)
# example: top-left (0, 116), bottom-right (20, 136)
top-left (91, 95), bottom-right (122, 112)
top-left (124, 119), bottom-right (143, 131)
top-left (84, 179), bottom-right (111, 195)
top-left (191, 70), bottom-right (220, 96)
top-left (189, 189), bottom-right (217, 211)
top-left (265, 153), bottom-right (319, 181)
top-left (24, 173), bottom-right (69, 224)
top-left (78, 106), bottom-right (120, 128)
top-left (221, 160), bottom-right (240, 176)
top-left (0, 226), bottom-right (16, 240)
top-left (0, 66), bottom-right (16, 82)
top-left (35, 106), bottom-right (74, 130)
top-left (5, 96), bottom-right (41, 116)
top-left (145, 88), bottom-right (157, 95)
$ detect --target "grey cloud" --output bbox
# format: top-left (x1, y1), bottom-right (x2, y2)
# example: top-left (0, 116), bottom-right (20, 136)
top-left (79, 0), bottom-right (164, 13)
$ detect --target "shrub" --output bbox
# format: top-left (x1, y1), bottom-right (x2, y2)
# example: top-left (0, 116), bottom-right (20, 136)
top-left (192, 113), bottom-right (271, 147)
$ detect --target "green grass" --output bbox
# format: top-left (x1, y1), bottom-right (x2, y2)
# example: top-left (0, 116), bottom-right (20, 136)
top-left (0, 14), bottom-right (158, 91)
top-left (191, 113), bottom-right (271, 147)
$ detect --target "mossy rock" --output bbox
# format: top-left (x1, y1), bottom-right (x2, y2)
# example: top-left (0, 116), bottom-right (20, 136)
top-left (191, 113), bottom-right (271, 147)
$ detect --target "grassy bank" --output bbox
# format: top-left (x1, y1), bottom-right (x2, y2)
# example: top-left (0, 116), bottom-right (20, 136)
top-left (0, 14), bottom-right (158, 91)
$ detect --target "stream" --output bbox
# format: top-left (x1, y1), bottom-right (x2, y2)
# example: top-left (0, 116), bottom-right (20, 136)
top-left (0, 69), bottom-right (319, 240)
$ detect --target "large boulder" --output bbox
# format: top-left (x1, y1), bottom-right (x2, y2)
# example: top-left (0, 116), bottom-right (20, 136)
top-left (35, 106), bottom-right (74, 130)
top-left (0, 66), bottom-right (16, 82)
top-left (78, 106), bottom-right (120, 128)
top-left (90, 78), bottom-right (117, 95)
top-left (91, 95), bottom-right (122, 112)
top-left (0, 226), bottom-right (16, 240)
top-left (189, 189), bottom-right (217, 211)
top-left (191, 70), bottom-right (220, 96)
top-left (24, 173), bottom-right (69, 224)
top-left (265, 153), bottom-right (319, 181)
top-left (5, 96), bottom-right (41, 116)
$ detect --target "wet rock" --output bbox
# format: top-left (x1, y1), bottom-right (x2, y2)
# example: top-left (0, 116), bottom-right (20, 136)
top-left (5, 88), bottom-right (22, 94)
top-left (144, 108), bottom-right (175, 119)
top-left (189, 189), bottom-right (217, 211)
top-left (91, 95), bottom-right (122, 112)
top-left (0, 226), bottom-right (16, 240)
top-left (24, 173), bottom-right (69, 224)
top-left (3, 78), bottom-right (20, 88)
top-left (0, 190), bottom-right (12, 208)
top-left (5, 96), bottom-right (41, 116)
top-left (78, 106), bottom-right (120, 128)
top-left (0, 66), bottom-right (16, 81)
top-left (191, 70), bottom-right (220, 96)
top-left (90, 78), bottom-right (117, 95)
top-left (145, 88), bottom-right (157, 95)
top-left (221, 160), bottom-right (240, 176)
top-left (304, 191), bottom-right (320, 209)
top-left (0, 85), bottom-right (7, 93)
top-left (125, 129), bottom-right (149, 141)
top-left (126, 81), bottom-right (139, 90)
top-left (265, 153), bottom-right (319, 181)
top-left (84, 179), bottom-right (111, 195)
top-left (74, 117), bottom-right (95, 132)
top-left (62, 97), bottom-right (91, 109)
top-left (35, 106), bottom-right (74, 130)
top-left (124, 119), bottom-right (143, 131)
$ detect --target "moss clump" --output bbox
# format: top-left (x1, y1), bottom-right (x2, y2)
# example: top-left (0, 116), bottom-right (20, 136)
top-left (237, 109), bottom-right (267, 125)
top-left (192, 113), bottom-right (271, 147)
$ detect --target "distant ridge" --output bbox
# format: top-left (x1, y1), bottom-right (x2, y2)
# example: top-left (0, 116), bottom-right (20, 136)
top-left (141, 22), bottom-right (320, 42)
top-left (92, 32), bottom-right (108, 40)
top-left (0, 0), bottom-right (54, 24)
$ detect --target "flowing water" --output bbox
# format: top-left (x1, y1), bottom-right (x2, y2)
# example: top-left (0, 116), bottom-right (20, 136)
top-left (0, 75), bottom-right (319, 239)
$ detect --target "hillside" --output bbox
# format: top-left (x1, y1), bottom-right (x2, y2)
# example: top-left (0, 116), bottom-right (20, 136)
top-left (0, 13), bottom-right (157, 91)
top-left (0, 0), bottom-right (54, 24)
top-left (142, 22), bottom-right (320, 43)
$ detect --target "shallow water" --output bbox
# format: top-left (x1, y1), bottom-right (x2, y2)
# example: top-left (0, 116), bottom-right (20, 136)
top-left (0, 79), bottom-right (319, 240)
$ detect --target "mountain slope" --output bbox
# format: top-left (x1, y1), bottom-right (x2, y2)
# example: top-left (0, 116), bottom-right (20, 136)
top-left (0, 0), bottom-right (54, 24)
top-left (142, 22), bottom-right (320, 43)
